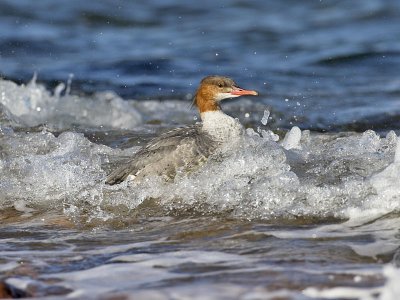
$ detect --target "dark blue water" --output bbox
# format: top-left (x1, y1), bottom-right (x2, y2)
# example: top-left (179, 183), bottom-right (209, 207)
top-left (1, 0), bottom-right (400, 131)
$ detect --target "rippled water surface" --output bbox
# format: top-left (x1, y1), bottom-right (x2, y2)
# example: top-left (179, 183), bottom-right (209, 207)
top-left (1, 0), bottom-right (400, 299)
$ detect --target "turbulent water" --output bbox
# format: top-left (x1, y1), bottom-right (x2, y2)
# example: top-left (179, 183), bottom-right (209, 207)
top-left (1, 0), bottom-right (400, 299)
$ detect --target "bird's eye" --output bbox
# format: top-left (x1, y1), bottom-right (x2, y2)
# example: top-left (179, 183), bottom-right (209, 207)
top-left (218, 83), bottom-right (223, 88)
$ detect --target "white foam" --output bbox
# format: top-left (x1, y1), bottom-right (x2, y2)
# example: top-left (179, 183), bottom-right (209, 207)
top-left (0, 77), bottom-right (142, 129)
top-left (0, 130), bottom-right (110, 211)
top-left (1, 76), bottom-right (399, 223)
top-left (303, 286), bottom-right (381, 299)
top-left (13, 200), bottom-right (35, 213)
top-left (281, 126), bottom-right (302, 150)
top-left (95, 127), bottom-right (396, 221)
top-left (380, 265), bottom-right (400, 300)
top-left (261, 109), bottom-right (270, 126)
top-left (370, 136), bottom-right (400, 193)
top-left (1, 122), bottom-right (398, 222)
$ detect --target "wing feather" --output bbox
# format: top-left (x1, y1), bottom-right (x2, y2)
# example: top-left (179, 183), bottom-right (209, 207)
top-left (105, 125), bottom-right (216, 185)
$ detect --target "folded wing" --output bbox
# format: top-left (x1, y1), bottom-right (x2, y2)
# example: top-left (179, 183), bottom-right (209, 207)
top-left (105, 125), bottom-right (217, 185)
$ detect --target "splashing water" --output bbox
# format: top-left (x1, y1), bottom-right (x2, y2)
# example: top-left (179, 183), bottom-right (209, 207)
top-left (0, 81), bottom-right (398, 222)
top-left (0, 77), bottom-right (142, 130)
top-left (1, 78), bottom-right (400, 299)
top-left (261, 109), bottom-right (270, 126)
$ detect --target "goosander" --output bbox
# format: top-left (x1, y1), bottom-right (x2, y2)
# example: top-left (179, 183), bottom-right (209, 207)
top-left (105, 75), bottom-right (258, 185)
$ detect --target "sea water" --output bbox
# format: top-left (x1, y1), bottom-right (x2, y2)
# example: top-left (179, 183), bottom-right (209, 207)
top-left (1, 0), bottom-right (400, 299)
top-left (0, 78), bottom-right (399, 299)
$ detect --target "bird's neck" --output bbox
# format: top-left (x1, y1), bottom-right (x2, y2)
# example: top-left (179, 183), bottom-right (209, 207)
top-left (195, 90), bottom-right (221, 114)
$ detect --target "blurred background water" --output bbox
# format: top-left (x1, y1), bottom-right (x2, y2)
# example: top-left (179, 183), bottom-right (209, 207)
top-left (1, 0), bottom-right (400, 131)
top-left (1, 1), bottom-right (400, 299)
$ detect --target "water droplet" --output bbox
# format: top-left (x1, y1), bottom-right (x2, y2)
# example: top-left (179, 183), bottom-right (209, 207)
top-left (261, 110), bottom-right (270, 126)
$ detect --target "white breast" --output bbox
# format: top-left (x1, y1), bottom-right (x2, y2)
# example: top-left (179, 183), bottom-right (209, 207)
top-left (201, 111), bottom-right (243, 143)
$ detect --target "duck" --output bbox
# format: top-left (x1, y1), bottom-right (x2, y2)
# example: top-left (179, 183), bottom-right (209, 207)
top-left (105, 75), bottom-right (258, 185)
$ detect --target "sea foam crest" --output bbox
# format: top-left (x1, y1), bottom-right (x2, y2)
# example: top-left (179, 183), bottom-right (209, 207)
top-left (102, 128), bottom-right (399, 220)
top-left (0, 77), bottom-right (142, 129)
top-left (0, 125), bottom-right (399, 221)
top-left (0, 130), bottom-right (108, 210)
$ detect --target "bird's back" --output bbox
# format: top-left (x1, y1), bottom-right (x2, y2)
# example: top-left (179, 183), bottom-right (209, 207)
top-left (105, 124), bottom-right (217, 185)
